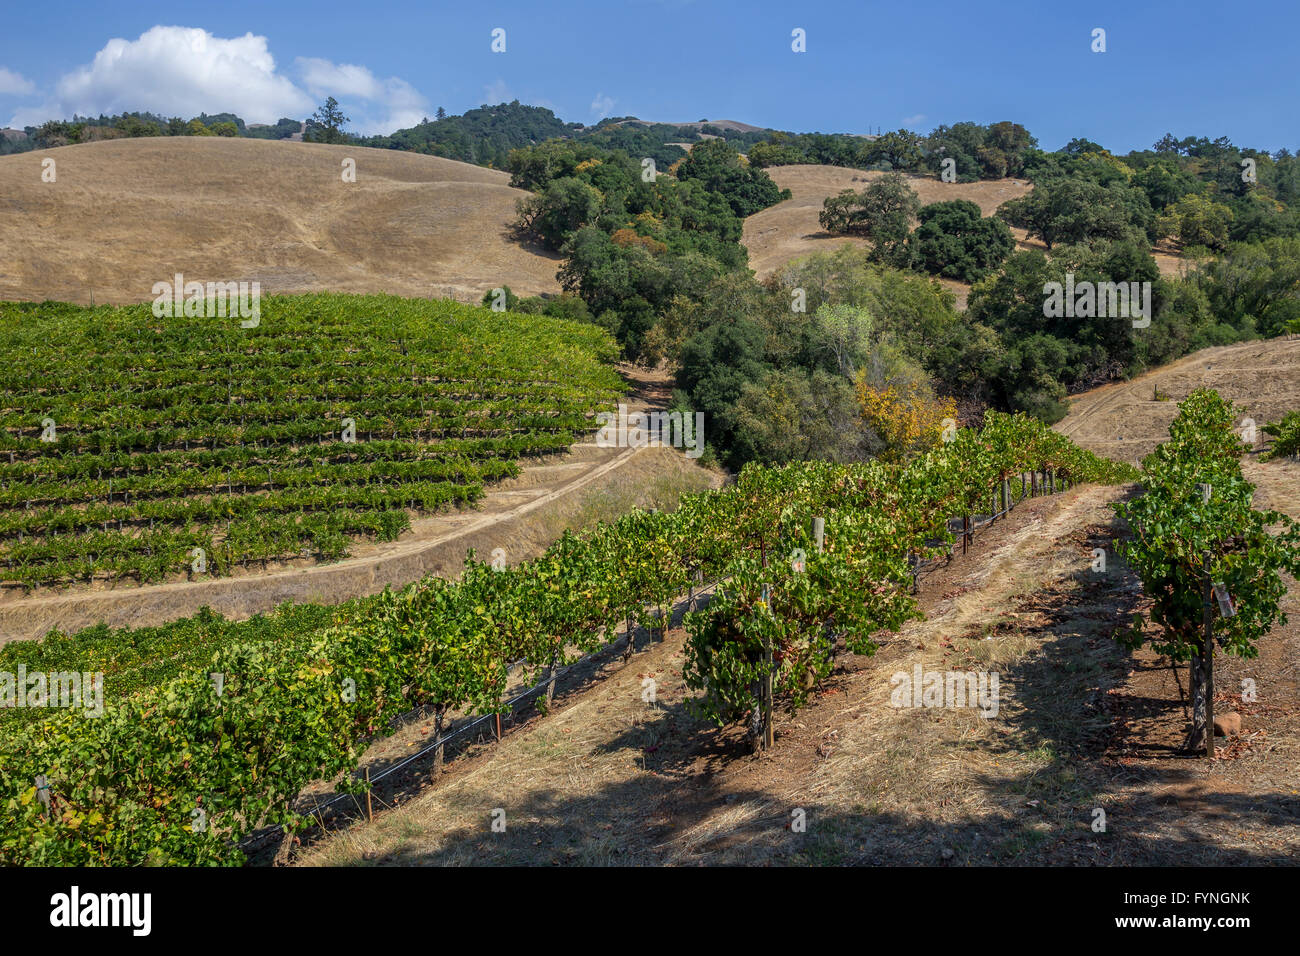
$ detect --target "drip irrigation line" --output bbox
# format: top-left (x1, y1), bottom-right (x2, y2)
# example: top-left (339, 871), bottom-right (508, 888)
top-left (241, 577), bottom-right (726, 846)
top-left (238, 472), bottom-right (1053, 850)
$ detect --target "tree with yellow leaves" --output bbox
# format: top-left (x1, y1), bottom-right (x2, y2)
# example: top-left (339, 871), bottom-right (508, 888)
top-left (855, 375), bottom-right (957, 463)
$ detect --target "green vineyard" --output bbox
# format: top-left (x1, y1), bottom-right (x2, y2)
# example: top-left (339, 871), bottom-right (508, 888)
top-left (0, 412), bottom-right (1134, 865)
top-left (0, 294), bottom-right (623, 588)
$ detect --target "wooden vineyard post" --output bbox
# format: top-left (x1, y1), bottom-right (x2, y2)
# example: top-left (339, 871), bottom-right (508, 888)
top-left (761, 583), bottom-right (774, 752)
top-left (364, 767), bottom-right (373, 822)
top-left (812, 517), bottom-right (825, 554)
top-left (623, 613), bottom-right (634, 662)
top-left (432, 707), bottom-right (445, 777)
top-left (763, 641), bottom-right (774, 751)
top-left (34, 775), bottom-right (50, 817)
top-left (1004, 478), bottom-right (1012, 515)
top-left (1202, 551), bottom-right (1215, 759)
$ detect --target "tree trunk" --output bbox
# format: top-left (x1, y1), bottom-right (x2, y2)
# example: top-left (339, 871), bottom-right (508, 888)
top-left (1189, 652), bottom-right (1210, 753)
top-left (750, 679), bottom-right (764, 754)
top-left (545, 648), bottom-right (560, 705)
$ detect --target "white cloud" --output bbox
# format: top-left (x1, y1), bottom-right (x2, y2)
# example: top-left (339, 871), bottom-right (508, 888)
top-left (0, 67), bottom-right (35, 97)
top-left (11, 26), bottom-right (313, 128)
top-left (901, 113), bottom-right (927, 128)
top-left (6, 27), bottom-right (428, 136)
top-left (590, 92), bottom-right (615, 120)
top-left (295, 57), bottom-right (428, 134)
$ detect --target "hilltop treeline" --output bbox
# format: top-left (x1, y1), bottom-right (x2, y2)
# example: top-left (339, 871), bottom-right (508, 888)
top-left (7, 111), bottom-right (301, 152)
top-left (357, 103), bottom-right (773, 167)
top-left (13, 100), bottom-right (1297, 471)
top-left (748, 122), bottom-right (1036, 181)
top-left (359, 102), bottom-right (574, 166)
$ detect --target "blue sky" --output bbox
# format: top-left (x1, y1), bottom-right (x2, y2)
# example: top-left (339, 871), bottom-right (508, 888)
top-left (1, 0), bottom-right (1296, 152)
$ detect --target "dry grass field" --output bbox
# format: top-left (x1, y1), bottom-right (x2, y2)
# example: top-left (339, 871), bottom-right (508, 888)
top-left (741, 165), bottom-right (1033, 304)
top-left (1055, 337), bottom-right (1300, 466)
top-left (0, 136), bottom-right (562, 305)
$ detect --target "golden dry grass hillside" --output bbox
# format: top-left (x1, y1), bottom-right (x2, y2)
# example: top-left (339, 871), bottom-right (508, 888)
top-left (0, 137), bottom-right (563, 305)
top-left (741, 165), bottom-right (1187, 309)
top-left (742, 165), bottom-right (1031, 281)
top-left (1054, 337), bottom-right (1300, 467)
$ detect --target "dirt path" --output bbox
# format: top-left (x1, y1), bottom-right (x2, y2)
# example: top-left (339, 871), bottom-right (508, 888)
top-left (291, 476), bottom-right (1295, 867)
top-left (0, 368), bottom-right (718, 644)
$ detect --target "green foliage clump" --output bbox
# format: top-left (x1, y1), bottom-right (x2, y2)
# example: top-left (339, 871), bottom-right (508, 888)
top-left (1114, 389), bottom-right (1300, 749)
top-left (909, 199), bottom-right (1015, 282)
top-left (1262, 410), bottom-right (1300, 460)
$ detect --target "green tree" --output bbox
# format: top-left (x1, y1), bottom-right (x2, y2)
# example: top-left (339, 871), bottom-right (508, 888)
top-left (923, 122), bottom-right (986, 182)
top-left (980, 121), bottom-right (1038, 178)
top-left (864, 130), bottom-right (924, 171)
top-left (1194, 236), bottom-right (1300, 335)
top-left (818, 173), bottom-right (920, 266)
top-left (997, 177), bottom-right (1153, 249)
top-left (514, 177), bottom-right (602, 250)
top-left (677, 318), bottom-right (772, 463)
top-left (909, 199), bottom-right (1015, 281)
top-left (729, 368), bottom-right (877, 464)
top-left (674, 138), bottom-right (790, 217)
top-left (1155, 193), bottom-right (1233, 251)
top-left (1133, 159), bottom-right (1203, 211)
top-left (306, 96), bottom-right (350, 144)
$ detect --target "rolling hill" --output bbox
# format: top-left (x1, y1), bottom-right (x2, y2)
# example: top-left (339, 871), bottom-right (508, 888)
top-left (0, 136), bottom-right (563, 305)
top-left (741, 165), bottom-right (1190, 309)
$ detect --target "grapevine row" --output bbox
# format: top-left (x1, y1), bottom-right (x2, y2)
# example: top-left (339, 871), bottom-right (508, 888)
top-left (0, 412), bottom-right (1133, 864)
